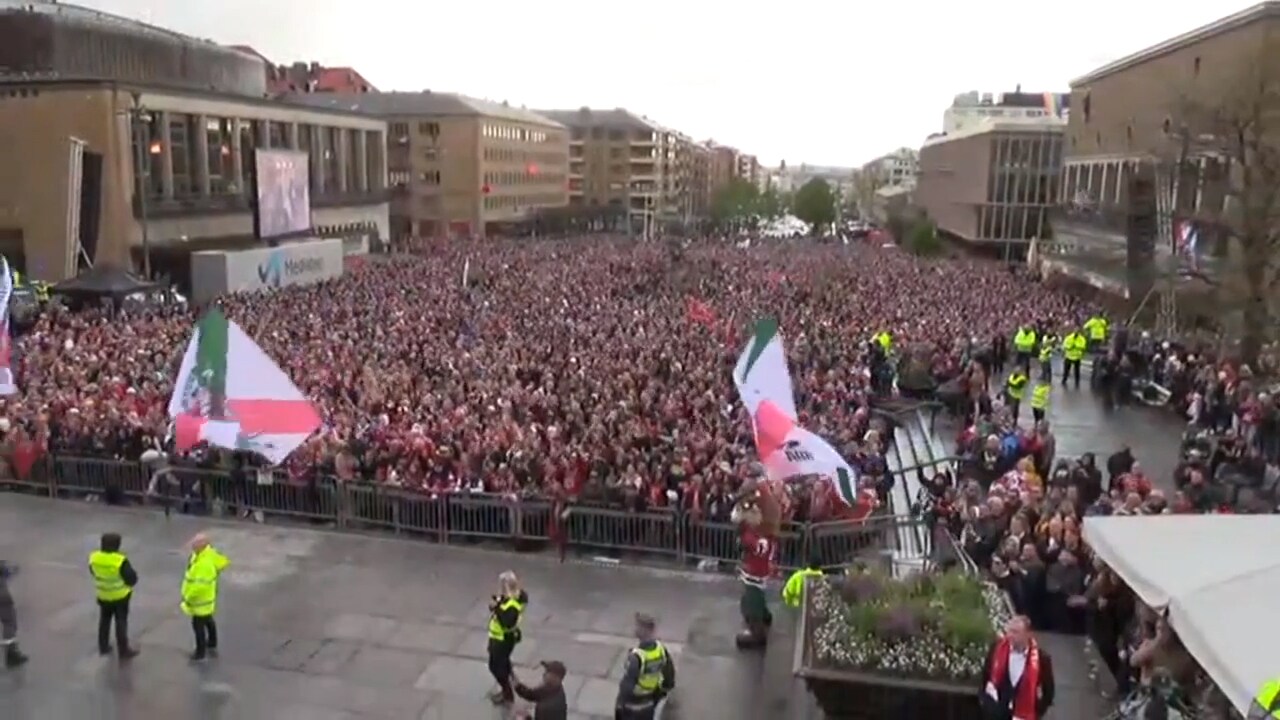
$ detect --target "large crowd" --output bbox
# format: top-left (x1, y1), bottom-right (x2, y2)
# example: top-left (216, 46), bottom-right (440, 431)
top-left (2, 237), bottom-right (1093, 514)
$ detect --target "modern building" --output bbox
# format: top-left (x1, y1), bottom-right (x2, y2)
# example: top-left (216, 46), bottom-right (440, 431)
top-left (1059, 3), bottom-right (1274, 222)
top-left (915, 117), bottom-right (1065, 243)
top-left (944, 89), bottom-right (1069, 135)
top-left (0, 2), bottom-right (389, 281)
top-left (538, 108), bottom-right (677, 233)
top-left (299, 93), bottom-right (568, 238)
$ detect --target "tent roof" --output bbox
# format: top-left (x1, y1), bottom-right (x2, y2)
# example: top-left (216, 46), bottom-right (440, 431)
top-left (1082, 515), bottom-right (1280, 716)
top-left (51, 264), bottom-right (157, 297)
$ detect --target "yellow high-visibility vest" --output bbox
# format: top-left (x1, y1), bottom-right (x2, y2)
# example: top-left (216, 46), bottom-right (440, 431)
top-left (631, 642), bottom-right (668, 696)
top-left (181, 547), bottom-right (228, 617)
top-left (1030, 384), bottom-right (1051, 410)
top-left (1248, 677), bottom-right (1280, 719)
top-left (1014, 329), bottom-right (1036, 353)
top-left (1006, 373), bottom-right (1028, 400)
top-left (487, 597), bottom-right (525, 641)
top-left (88, 550), bottom-right (131, 602)
top-left (1062, 333), bottom-right (1087, 361)
top-left (782, 568), bottom-right (823, 608)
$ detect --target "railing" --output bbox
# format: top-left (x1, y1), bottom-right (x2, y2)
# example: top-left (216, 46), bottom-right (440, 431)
top-left (1, 455), bottom-right (950, 573)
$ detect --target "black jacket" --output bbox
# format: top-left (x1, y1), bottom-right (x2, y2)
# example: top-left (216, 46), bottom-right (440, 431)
top-left (979, 641), bottom-right (1055, 720)
top-left (513, 681), bottom-right (568, 720)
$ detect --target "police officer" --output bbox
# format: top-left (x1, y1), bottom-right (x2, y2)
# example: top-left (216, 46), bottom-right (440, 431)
top-left (182, 533), bottom-right (229, 661)
top-left (90, 532), bottom-right (139, 658)
top-left (1005, 370), bottom-right (1029, 420)
top-left (487, 570), bottom-right (527, 705)
top-left (1037, 332), bottom-right (1056, 383)
top-left (615, 613), bottom-right (676, 720)
top-left (781, 557), bottom-right (824, 609)
top-left (1013, 325), bottom-right (1037, 373)
top-left (0, 561), bottom-right (27, 668)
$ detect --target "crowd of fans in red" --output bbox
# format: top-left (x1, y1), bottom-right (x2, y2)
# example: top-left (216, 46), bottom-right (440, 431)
top-left (3, 237), bottom-right (1097, 519)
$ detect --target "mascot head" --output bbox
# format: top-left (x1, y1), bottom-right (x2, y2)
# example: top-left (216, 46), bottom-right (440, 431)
top-left (732, 467), bottom-right (783, 535)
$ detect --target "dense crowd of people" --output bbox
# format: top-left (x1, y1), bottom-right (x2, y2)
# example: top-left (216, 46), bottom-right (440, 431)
top-left (1, 237), bottom-right (1093, 514)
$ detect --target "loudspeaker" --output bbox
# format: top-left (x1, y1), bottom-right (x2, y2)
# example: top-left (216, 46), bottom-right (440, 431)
top-left (1126, 169), bottom-right (1157, 300)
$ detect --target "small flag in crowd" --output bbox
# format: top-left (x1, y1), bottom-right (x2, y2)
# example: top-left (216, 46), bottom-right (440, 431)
top-left (0, 257), bottom-right (17, 396)
top-left (167, 308), bottom-right (320, 464)
top-left (685, 297), bottom-right (717, 327)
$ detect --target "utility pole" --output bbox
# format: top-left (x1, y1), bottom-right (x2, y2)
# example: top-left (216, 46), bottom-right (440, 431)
top-left (129, 91), bottom-right (153, 279)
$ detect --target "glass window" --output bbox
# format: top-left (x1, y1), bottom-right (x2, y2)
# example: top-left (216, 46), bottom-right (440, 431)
top-left (346, 128), bottom-right (362, 191)
top-left (168, 113), bottom-right (192, 197)
top-left (365, 130), bottom-right (384, 191)
top-left (206, 117), bottom-right (235, 195)
top-left (130, 112), bottom-right (165, 198)
top-left (324, 127), bottom-right (341, 192)
top-left (239, 119), bottom-right (259, 191)
top-left (269, 121), bottom-right (288, 148)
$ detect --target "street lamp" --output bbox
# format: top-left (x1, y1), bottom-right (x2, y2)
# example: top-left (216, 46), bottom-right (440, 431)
top-left (128, 91), bottom-right (155, 279)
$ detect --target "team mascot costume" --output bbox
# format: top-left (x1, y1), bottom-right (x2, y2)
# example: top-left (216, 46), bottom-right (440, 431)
top-left (731, 473), bottom-right (783, 650)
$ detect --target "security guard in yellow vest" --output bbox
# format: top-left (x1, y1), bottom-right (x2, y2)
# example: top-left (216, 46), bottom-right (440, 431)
top-left (487, 571), bottom-right (527, 705)
top-left (873, 331), bottom-right (892, 353)
top-left (1083, 315), bottom-right (1108, 351)
top-left (1013, 326), bottom-right (1037, 372)
top-left (1030, 382), bottom-right (1051, 423)
top-left (1061, 329), bottom-right (1088, 387)
top-left (89, 533), bottom-right (139, 659)
top-left (182, 533), bottom-right (229, 661)
top-left (1249, 676), bottom-right (1280, 718)
top-left (616, 613), bottom-right (676, 720)
top-left (1037, 333), bottom-right (1056, 383)
top-left (782, 557), bottom-right (824, 609)
top-left (1005, 370), bottom-right (1029, 419)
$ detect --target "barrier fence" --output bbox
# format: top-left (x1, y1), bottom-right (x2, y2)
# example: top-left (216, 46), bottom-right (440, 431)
top-left (1, 454), bottom-right (955, 573)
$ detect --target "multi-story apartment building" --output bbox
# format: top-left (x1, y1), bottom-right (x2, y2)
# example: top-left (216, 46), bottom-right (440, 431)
top-left (538, 108), bottom-right (672, 233)
top-left (299, 93), bottom-right (568, 238)
top-left (915, 117), bottom-right (1065, 243)
top-left (706, 143), bottom-right (740, 199)
top-left (688, 142), bottom-right (712, 218)
top-left (862, 148), bottom-right (920, 189)
top-left (737, 154), bottom-right (760, 186)
top-left (944, 89), bottom-right (1069, 135)
top-left (0, 2), bottom-right (388, 281)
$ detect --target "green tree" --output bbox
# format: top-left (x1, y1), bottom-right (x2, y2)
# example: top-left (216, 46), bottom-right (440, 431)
top-left (793, 178), bottom-right (837, 233)
top-left (711, 178), bottom-right (760, 229)
top-left (758, 187), bottom-right (788, 219)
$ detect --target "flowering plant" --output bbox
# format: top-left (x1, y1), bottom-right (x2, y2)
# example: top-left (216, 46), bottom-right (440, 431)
top-left (807, 566), bottom-right (1010, 684)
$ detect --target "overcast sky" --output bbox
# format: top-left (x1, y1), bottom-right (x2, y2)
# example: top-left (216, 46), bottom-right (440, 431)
top-left (80, 0), bottom-right (1256, 168)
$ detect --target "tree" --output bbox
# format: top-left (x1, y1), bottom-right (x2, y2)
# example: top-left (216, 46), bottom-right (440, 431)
top-left (793, 178), bottom-right (837, 233)
top-left (758, 187), bottom-right (788, 219)
top-left (1166, 30), bottom-right (1280, 363)
top-left (710, 178), bottom-right (760, 229)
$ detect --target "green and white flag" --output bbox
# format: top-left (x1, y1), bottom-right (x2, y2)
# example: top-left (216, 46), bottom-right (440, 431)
top-left (733, 317), bottom-right (859, 507)
top-left (167, 308), bottom-right (320, 464)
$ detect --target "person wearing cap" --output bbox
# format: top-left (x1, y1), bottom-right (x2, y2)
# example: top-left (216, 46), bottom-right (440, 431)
top-left (487, 570), bottom-right (528, 705)
top-left (615, 613), bottom-right (675, 719)
top-left (89, 532), bottom-right (139, 659)
top-left (511, 660), bottom-right (568, 720)
top-left (181, 533), bottom-right (229, 661)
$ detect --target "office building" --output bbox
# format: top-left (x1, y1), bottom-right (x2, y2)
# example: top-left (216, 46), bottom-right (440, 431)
top-left (862, 148), bottom-right (919, 189)
top-left (299, 93), bottom-right (568, 238)
top-left (0, 2), bottom-right (388, 281)
top-left (915, 117), bottom-right (1064, 242)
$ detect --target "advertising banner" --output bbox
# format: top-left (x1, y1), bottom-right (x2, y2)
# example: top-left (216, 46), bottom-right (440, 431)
top-left (191, 238), bottom-right (344, 303)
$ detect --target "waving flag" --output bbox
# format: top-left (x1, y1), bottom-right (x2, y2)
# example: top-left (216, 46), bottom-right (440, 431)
top-left (167, 308), bottom-right (320, 464)
top-left (0, 258), bottom-right (16, 395)
top-left (734, 318), bottom-right (859, 507)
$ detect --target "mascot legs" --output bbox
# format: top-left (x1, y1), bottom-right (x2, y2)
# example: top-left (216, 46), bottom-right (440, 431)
top-left (736, 585), bottom-right (770, 650)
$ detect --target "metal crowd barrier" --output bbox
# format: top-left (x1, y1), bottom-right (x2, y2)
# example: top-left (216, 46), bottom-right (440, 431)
top-left (3, 455), bottom-right (942, 572)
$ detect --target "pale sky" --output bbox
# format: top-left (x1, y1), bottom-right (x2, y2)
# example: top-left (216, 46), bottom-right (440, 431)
top-left (78, 0), bottom-right (1258, 167)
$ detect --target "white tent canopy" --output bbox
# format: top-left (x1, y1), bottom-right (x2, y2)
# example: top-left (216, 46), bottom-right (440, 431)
top-left (1082, 515), bottom-right (1280, 716)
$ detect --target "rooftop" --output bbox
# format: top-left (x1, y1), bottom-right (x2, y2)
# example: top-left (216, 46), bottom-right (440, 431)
top-left (0, 0), bottom-right (253, 57)
top-left (536, 107), bottom-right (663, 132)
top-left (922, 116), bottom-right (1066, 147)
top-left (1071, 2), bottom-right (1280, 86)
top-left (287, 92), bottom-right (563, 127)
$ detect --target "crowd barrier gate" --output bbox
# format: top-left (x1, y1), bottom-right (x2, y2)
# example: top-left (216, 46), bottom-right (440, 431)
top-left (1, 455), bottom-right (948, 572)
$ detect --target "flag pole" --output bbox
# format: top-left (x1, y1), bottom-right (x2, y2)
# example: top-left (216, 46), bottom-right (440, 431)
top-left (461, 256), bottom-right (470, 289)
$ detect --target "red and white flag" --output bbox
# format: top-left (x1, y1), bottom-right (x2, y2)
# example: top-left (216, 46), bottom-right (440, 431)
top-left (0, 257), bottom-right (17, 395)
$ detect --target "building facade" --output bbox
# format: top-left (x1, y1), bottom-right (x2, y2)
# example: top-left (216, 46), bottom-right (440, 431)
top-left (862, 148), bottom-right (919, 189)
top-left (915, 119), bottom-right (1064, 242)
top-left (1059, 3), bottom-right (1277, 226)
top-left (301, 93), bottom-right (568, 238)
top-left (539, 108), bottom-right (674, 233)
top-left (0, 3), bottom-right (388, 281)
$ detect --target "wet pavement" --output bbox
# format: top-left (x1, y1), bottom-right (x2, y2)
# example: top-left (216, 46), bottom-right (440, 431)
top-left (0, 494), bottom-right (786, 720)
top-left (0, 380), bottom-right (1187, 719)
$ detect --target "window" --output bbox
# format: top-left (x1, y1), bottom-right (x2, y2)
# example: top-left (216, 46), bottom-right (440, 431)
top-left (1082, 92), bottom-right (1091, 123)
top-left (390, 122), bottom-right (409, 138)
top-left (1162, 117), bottom-right (1172, 135)
top-left (324, 127), bottom-right (341, 191)
top-left (366, 130), bottom-right (385, 190)
top-left (423, 148), bottom-right (438, 161)
top-left (169, 113), bottom-right (193, 196)
top-left (206, 117), bottom-right (234, 195)
top-left (1193, 56), bottom-right (1201, 76)
top-left (417, 121), bottom-right (439, 137)
top-left (346, 128), bottom-right (363, 190)
top-left (269, 121), bottom-right (288, 149)
top-left (239, 119), bottom-right (260, 191)
top-left (130, 112), bottom-right (164, 199)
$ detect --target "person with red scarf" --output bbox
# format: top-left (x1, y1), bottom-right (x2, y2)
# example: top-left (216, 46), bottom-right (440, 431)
top-left (980, 615), bottom-right (1055, 720)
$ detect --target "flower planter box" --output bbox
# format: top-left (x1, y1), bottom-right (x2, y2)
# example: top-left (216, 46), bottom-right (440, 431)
top-left (794, 571), bottom-right (1010, 720)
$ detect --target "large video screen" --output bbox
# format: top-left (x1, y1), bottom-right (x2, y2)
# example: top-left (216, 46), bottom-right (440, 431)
top-left (254, 149), bottom-right (312, 239)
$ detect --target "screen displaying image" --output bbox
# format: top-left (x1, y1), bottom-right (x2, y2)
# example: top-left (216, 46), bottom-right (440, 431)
top-left (254, 149), bottom-right (312, 239)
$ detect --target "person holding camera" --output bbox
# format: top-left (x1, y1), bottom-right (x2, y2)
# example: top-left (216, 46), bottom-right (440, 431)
top-left (487, 570), bottom-right (527, 705)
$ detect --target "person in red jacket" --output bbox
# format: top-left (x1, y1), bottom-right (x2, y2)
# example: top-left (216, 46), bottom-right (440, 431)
top-left (980, 615), bottom-right (1055, 720)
